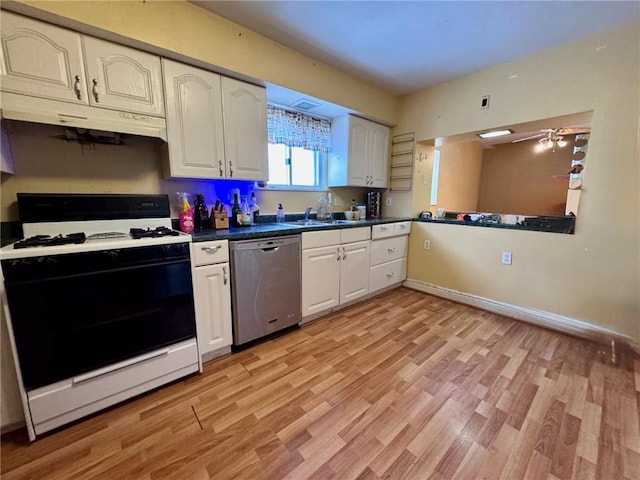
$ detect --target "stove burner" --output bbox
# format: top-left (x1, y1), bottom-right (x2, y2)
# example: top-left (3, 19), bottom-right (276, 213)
top-left (13, 233), bottom-right (86, 249)
top-left (129, 227), bottom-right (180, 239)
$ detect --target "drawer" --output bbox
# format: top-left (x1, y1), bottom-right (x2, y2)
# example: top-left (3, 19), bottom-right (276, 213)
top-left (29, 340), bottom-right (199, 434)
top-left (191, 240), bottom-right (229, 266)
top-left (340, 226), bottom-right (370, 244)
top-left (302, 229), bottom-right (340, 249)
top-left (371, 222), bottom-right (412, 239)
top-left (369, 258), bottom-right (407, 293)
top-left (394, 221), bottom-right (412, 235)
top-left (370, 235), bottom-right (408, 267)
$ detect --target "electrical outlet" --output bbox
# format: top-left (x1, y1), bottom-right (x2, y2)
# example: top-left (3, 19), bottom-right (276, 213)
top-left (481, 95), bottom-right (490, 109)
top-left (386, 197), bottom-right (392, 207)
top-left (424, 240), bottom-right (431, 250)
top-left (502, 251), bottom-right (512, 265)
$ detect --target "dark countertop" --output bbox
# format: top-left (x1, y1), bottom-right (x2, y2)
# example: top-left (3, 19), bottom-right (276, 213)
top-left (413, 216), bottom-right (575, 234)
top-left (191, 217), bottom-right (412, 242)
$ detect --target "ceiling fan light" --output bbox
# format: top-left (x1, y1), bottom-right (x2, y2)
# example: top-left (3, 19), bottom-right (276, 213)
top-left (545, 139), bottom-right (554, 149)
top-left (557, 139), bottom-right (567, 148)
top-left (534, 143), bottom-right (545, 152)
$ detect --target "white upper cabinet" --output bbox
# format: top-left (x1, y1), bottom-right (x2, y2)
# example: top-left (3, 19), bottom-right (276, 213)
top-left (329, 114), bottom-right (390, 188)
top-left (0, 11), bottom-right (87, 104)
top-left (1, 12), bottom-right (164, 117)
top-left (221, 77), bottom-right (268, 181)
top-left (82, 37), bottom-right (164, 117)
top-left (162, 59), bottom-right (225, 179)
top-left (162, 59), bottom-right (268, 181)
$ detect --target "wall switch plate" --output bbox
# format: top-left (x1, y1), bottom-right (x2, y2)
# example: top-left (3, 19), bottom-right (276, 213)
top-left (481, 95), bottom-right (490, 109)
top-left (424, 240), bottom-right (431, 250)
top-left (386, 197), bottom-right (392, 207)
top-left (502, 251), bottom-right (512, 265)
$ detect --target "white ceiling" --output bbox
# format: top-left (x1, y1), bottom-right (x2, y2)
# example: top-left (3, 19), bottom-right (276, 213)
top-left (193, 1), bottom-right (640, 114)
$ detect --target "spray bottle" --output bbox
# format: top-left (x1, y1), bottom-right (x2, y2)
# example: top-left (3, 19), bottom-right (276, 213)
top-left (177, 192), bottom-right (194, 233)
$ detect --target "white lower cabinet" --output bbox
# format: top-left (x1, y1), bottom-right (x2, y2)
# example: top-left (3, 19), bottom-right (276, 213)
top-left (191, 240), bottom-right (233, 362)
top-left (302, 228), bottom-right (371, 318)
top-left (369, 222), bottom-right (411, 293)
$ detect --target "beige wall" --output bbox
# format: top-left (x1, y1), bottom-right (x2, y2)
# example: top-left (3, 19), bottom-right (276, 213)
top-left (9, 0), bottom-right (396, 125)
top-left (403, 22), bottom-right (640, 340)
top-left (435, 141), bottom-right (483, 213)
top-left (477, 136), bottom-right (575, 216)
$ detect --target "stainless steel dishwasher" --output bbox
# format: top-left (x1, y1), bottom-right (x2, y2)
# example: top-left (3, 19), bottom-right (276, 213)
top-left (229, 235), bottom-right (301, 345)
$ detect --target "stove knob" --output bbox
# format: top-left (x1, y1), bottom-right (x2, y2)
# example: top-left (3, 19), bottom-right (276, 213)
top-left (103, 250), bottom-right (119, 262)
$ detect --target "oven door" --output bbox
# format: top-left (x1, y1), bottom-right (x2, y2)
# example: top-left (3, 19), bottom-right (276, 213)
top-left (2, 244), bottom-right (196, 391)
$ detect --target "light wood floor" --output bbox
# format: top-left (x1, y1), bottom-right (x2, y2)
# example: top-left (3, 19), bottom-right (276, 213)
top-left (2, 287), bottom-right (639, 480)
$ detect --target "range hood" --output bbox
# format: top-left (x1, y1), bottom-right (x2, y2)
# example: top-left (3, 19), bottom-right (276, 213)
top-left (0, 92), bottom-right (167, 141)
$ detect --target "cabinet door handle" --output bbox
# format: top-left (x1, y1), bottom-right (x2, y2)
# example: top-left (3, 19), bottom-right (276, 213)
top-left (387, 247), bottom-right (395, 253)
top-left (201, 245), bottom-right (222, 253)
top-left (342, 246), bottom-right (347, 260)
top-left (92, 79), bottom-right (99, 102)
top-left (223, 266), bottom-right (228, 285)
top-left (228, 160), bottom-right (233, 177)
top-left (74, 75), bottom-right (82, 100)
top-left (218, 159), bottom-right (224, 177)
top-left (336, 247), bottom-right (341, 261)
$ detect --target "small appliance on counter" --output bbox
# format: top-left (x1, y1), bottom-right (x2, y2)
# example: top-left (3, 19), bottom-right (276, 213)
top-left (366, 191), bottom-right (382, 219)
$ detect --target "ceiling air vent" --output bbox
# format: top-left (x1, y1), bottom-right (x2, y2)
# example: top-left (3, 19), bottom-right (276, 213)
top-left (291, 98), bottom-right (321, 111)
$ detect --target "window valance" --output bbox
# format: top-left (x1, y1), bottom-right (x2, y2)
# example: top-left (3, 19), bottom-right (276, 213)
top-left (267, 105), bottom-right (331, 153)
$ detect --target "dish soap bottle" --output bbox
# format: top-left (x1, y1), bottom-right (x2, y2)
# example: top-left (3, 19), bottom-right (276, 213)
top-left (327, 192), bottom-right (333, 221)
top-left (276, 203), bottom-right (285, 223)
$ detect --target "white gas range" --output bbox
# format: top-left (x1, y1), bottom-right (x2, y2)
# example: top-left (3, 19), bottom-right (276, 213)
top-left (0, 193), bottom-right (200, 441)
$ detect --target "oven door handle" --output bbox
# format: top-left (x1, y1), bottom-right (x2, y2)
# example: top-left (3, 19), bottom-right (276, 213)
top-left (72, 348), bottom-right (170, 384)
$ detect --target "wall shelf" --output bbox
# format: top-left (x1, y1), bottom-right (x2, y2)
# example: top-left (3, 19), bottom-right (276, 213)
top-left (389, 132), bottom-right (414, 191)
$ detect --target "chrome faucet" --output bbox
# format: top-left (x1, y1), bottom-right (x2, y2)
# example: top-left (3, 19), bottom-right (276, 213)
top-left (304, 206), bottom-right (313, 220)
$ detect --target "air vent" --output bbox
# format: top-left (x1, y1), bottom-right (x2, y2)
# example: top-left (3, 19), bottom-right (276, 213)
top-left (291, 98), bottom-right (321, 111)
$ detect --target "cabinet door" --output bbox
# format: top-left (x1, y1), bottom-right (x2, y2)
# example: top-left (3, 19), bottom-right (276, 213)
top-left (192, 263), bottom-right (232, 357)
top-left (162, 59), bottom-right (226, 179)
top-left (221, 77), bottom-right (268, 181)
top-left (83, 37), bottom-right (164, 116)
top-left (302, 245), bottom-right (340, 317)
top-left (0, 12), bottom-right (87, 104)
top-left (368, 122), bottom-right (390, 187)
top-left (346, 117), bottom-right (369, 186)
top-left (340, 240), bottom-right (370, 304)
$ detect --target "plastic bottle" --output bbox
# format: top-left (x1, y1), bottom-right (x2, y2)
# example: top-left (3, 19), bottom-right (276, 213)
top-left (231, 193), bottom-right (242, 227)
top-left (316, 194), bottom-right (327, 220)
top-left (276, 203), bottom-right (285, 223)
top-left (326, 192), bottom-right (333, 221)
top-left (351, 198), bottom-right (358, 212)
top-left (193, 193), bottom-right (208, 231)
top-left (241, 195), bottom-right (251, 226)
top-left (177, 192), bottom-right (194, 233)
top-left (249, 192), bottom-right (260, 225)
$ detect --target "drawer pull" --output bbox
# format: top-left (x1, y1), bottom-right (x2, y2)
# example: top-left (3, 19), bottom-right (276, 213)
top-left (72, 349), bottom-right (169, 384)
top-left (202, 245), bottom-right (222, 253)
top-left (223, 266), bottom-right (228, 285)
top-left (386, 272), bottom-right (394, 279)
top-left (381, 226), bottom-right (389, 230)
top-left (387, 247), bottom-right (395, 253)
top-left (399, 224), bottom-right (406, 229)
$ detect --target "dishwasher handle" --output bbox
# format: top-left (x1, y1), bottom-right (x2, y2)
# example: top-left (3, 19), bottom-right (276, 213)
top-left (261, 246), bottom-right (280, 252)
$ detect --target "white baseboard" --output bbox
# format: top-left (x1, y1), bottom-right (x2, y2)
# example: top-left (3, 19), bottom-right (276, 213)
top-left (403, 279), bottom-right (638, 352)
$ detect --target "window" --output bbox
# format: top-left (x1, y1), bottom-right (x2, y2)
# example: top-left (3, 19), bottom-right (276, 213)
top-left (267, 143), bottom-right (325, 189)
top-left (264, 105), bottom-right (331, 190)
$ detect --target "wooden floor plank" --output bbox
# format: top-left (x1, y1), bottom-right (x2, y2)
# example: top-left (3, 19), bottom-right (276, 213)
top-left (1, 287), bottom-right (638, 480)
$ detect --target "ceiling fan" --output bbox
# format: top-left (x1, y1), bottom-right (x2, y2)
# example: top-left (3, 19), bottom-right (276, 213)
top-left (512, 127), bottom-right (590, 152)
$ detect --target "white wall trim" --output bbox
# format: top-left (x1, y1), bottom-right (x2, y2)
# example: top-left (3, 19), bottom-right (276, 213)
top-left (403, 279), bottom-right (638, 352)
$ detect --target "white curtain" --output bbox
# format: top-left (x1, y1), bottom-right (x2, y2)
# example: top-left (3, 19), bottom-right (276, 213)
top-left (267, 105), bottom-right (331, 153)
